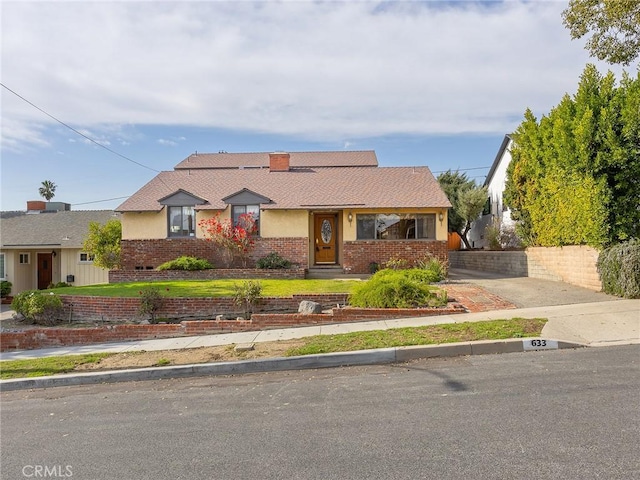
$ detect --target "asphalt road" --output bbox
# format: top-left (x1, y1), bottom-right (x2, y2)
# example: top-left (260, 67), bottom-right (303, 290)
top-left (2, 345), bottom-right (638, 480)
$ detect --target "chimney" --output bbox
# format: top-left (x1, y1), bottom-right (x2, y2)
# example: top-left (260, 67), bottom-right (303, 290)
top-left (27, 200), bottom-right (46, 212)
top-left (269, 152), bottom-right (290, 172)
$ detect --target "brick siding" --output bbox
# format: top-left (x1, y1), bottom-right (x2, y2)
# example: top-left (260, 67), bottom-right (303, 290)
top-left (120, 238), bottom-right (308, 270)
top-left (343, 240), bottom-right (448, 274)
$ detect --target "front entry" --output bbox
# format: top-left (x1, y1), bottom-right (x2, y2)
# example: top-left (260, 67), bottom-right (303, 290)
top-left (37, 253), bottom-right (53, 290)
top-left (314, 213), bottom-right (337, 264)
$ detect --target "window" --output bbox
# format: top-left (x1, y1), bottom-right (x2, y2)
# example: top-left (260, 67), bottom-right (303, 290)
top-left (232, 205), bottom-right (260, 234)
top-left (0, 253), bottom-right (5, 279)
top-left (19, 253), bottom-right (30, 264)
top-left (168, 206), bottom-right (195, 237)
top-left (356, 214), bottom-right (436, 240)
top-left (79, 252), bottom-right (95, 263)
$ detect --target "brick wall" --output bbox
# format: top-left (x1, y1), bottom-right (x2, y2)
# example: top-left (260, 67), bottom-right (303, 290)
top-left (120, 238), bottom-right (308, 270)
top-left (0, 304), bottom-right (465, 351)
top-left (109, 268), bottom-right (306, 283)
top-left (449, 246), bottom-right (602, 291)
top-left (61, 294), bottom-right (349, 323)
top-left (343, 240), bottom-right (448, 274)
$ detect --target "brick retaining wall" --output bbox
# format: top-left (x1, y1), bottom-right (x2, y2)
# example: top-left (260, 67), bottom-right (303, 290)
top-left (62, 294), bottom-right (349, 323)
top-left (109, 268), bottom-right (306, 283)
top-left (0, 304), bottom-right (466, 351)
top-left (343, 240), bottom-right (448, 274)
top-left (449, 246), bottom-right (602, 291)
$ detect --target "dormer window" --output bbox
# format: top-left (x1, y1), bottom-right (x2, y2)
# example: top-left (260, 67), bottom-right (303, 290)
top-left (168, 206), bottom-right (195, 237)
top-left (232, 205), bottom-right (260, 233)
top-left (158, 189), bottom-right (207, 239)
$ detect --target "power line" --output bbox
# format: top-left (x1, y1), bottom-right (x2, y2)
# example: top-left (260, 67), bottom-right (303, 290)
top-left (432, 166), bottom-right (491, 174)
top-left (72, 195), bottom-right (130, 206)
top-left (1, 82), bottom-right (160, 173)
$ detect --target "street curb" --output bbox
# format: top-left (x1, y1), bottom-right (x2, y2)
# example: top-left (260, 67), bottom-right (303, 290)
top-left (0, 338), bottom-right (585, 392)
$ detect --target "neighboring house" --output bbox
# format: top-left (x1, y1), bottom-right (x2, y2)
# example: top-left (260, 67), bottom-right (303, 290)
top-left (467, 135), bottom-right (516, 249)
top-left (116, 151), bottom-right (452, 274)
top-left (0, 202), bottom-right (119, 294)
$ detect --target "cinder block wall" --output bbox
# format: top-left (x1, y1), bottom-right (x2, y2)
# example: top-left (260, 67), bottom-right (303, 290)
top-left (449, 246), bottom-right (601, 291)
top-left (526, 246), bottom-right (601, 290)
top-left (449, 251), bottom-right (528, 276)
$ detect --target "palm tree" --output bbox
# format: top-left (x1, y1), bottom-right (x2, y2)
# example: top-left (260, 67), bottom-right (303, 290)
top-left (39, 180), bottom-right (57, 202)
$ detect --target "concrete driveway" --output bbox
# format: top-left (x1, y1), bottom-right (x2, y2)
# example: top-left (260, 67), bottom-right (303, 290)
top-left (447, 268), bottom-right (618, 308)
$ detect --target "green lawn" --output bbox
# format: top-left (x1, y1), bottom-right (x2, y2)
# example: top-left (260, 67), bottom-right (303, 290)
top-left (48, 279), bottom-right (363, 297)
top-left (285, 318), bottom-right (547, 356)
top-left (0, 353), bottom-right (112, 379)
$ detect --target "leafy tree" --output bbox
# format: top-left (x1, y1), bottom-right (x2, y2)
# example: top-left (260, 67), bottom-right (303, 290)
top-left (562, 0), bottom-right (640, 65)
top-left (505, 64), bottom-right (640, 247)
top-left (82, 219), bottom-right (122, 269)
top-left (437, 170), bottom-right (487, 249)
top-left (38, 180), bottom-right (57, 201)
top-left (198, 212), bottom-right (257, 267)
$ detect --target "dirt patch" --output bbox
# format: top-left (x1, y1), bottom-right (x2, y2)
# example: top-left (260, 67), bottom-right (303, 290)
top-left (75, 339), bottom-right (308, 371)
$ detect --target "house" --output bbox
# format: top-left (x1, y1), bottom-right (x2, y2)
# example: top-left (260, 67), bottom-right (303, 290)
top-left (116, 151), bottom-right (452, 274)
top-left (0, 202), bottom-right (119, 295)
top-left (467, 135), bottom-right (516, 249)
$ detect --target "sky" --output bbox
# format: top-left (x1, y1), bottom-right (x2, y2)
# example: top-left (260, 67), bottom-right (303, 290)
top-left (0, 0), bottom-right (628, 212)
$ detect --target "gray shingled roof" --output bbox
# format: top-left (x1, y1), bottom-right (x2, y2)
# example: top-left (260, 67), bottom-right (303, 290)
top-left (174, 151), bottom-right (378, 170)
top-left (0, 211), bottom-right (120, 249)
top-left (116, 166), bottom-right (451, 212)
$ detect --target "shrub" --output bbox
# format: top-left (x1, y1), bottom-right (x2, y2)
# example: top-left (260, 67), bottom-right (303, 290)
top-left (232, 280), bottom-right (263, 318)
top-left (414, 255), bottom-right (448, 282)
top-left (369, 261), bottom-right (380, 274)
top-left (10, 290), bottom-right (64, 325)
top-left (157, 256), bottom-right (214, 271)
top-left (597, 239), bottom-right (640, 298)
top-left (0, 280), bottom-right (12, 297)
top-left (256, 252), bottom-right (292, 269)
top-left (384, 256), bottom-right (410, 270)
top-left (48, 282), bottom-right (70, 289)
top-left (348, 269), bottom-right (447, 308)
top-left (484, 220), bottom-right (523, 250)
top-left (138, 286), bottom-right (168, 322)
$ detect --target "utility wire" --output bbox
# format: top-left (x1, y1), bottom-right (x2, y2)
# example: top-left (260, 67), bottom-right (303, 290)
top-left (73, 195), bottom-right (130, 206)
top-left (1, 82), bottom-right (160, 173)
top-left (432, 166), bottom-right (491, 174)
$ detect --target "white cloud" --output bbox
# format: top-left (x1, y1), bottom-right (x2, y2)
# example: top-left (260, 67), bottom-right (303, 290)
top-left (158, 138), bottom-right (178, 147)
top-left (1, 1), bottom-right (628, 149)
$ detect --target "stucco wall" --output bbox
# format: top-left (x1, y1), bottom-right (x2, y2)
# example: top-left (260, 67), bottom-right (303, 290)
top-left (260, 210), bottom-right (308, 237)
top-left (121, 211), bottom-right (167, 240)
top-left (449, 246), bottom-right (602, 291)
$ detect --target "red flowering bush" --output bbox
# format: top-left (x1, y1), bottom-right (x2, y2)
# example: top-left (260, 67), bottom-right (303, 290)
top-left (199, 212), bottom-right (257, 267)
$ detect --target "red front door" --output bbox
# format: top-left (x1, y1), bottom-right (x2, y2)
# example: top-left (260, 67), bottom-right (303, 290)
top-left (314, 214), bottom-right (337, 264)
top-left (37, 253), bottom-right (53, 290)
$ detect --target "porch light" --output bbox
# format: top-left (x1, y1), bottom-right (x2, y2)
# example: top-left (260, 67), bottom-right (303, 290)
top-left (348, 212), bottom-right (353, 224)
top-left (438, 211), bottom-right (444, 223)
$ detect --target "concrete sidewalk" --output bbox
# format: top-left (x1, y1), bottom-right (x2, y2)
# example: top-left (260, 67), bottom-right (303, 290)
top-left (2, 299), bottom-right (638, 361)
